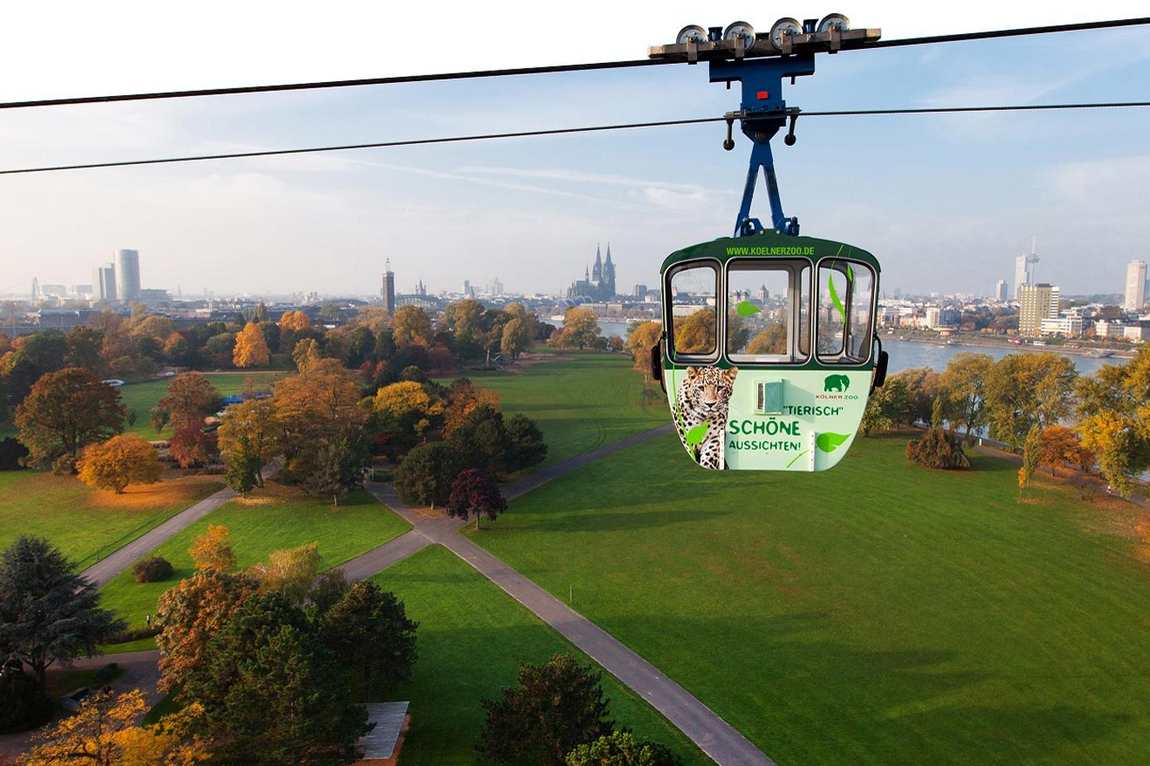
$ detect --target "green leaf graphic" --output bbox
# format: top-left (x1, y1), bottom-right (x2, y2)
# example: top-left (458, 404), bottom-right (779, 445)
top-left (736, 300), bottom-right (761, 317)
top-left (685, 421), bottom-right (710, 447)
top-left (816, 432), bottom-right (850, 452)
top-left (828, 275), bottom-right (847, 324)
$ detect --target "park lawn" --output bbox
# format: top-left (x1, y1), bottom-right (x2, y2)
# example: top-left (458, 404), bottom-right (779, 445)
top-left (472, 434), bottom-right (1150, 765)
top-left (370, 546), bottom-right (708, 766)
top-left (0, 471), bottom-right (222, 570)
top-left (456, 353), bottom-right (665, 464)
top-left (119, 372), bottom-right (284, 439)
top-left (100, 482), bottom-right (409, 630)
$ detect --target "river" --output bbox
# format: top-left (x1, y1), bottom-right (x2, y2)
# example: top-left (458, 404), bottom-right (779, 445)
top-left (883, 338), bottom-right (1125, 376)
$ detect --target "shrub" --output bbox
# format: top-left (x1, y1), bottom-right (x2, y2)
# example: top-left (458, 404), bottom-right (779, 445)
top-left (565, 731), bottom-right (683, 766)
top-left (906, 428), bottom-right (970, 470)
top-left (103, 625), bottom-right (161, 645)
top-left (132, 556), bottom-right (174, 583)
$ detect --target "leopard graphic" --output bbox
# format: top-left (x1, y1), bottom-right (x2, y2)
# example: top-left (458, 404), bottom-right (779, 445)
top-left (675, 366), bottom-right (738, 470)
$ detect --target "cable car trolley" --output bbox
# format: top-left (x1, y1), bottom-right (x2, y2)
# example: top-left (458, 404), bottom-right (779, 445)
top-left (651, 15), bottom-right (889, 472)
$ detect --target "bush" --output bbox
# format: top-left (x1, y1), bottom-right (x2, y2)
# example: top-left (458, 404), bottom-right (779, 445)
top-left (0, 438), bottom-right (29, 470)
top-left (906, 428), bottom-right (971, 470)
top-left (132, 556), bottom-right (174, 583)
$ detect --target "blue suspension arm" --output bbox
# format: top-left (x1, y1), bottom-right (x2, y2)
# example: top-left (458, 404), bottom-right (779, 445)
top-left (710, 53), bottom-right (815, 238)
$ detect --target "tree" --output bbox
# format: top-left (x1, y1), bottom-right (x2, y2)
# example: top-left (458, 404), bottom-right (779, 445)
top-left (0, 537), bottom-right (124, 688)
top-left (984, 353), bottom-right (1077, 449)
top-left (445, 299), bottom-right (487, 349)
top-left (155, 569), bottom-right (259, 692)
top-left (478, 654), bottom-right (614, 766)
top-left (65, 326), bottom-right (105, 372)
top-left (77, 434), bottom-right (163, 493)
top-left (373, 380), bottom-right (443, 449)
top-left (152, 373), bottom-right (220, 432)
top-left (446, 468), bottom-right (507, 530)
top-left (179, 593), bottom-right (370, 766)
top-left (1038, 425), bottom-right (1092, 477)
top-left (305, 431), bottom-right (370, 505)
top-left (252, 543), bottom-right (322, 605)
top-left (1078, 411), bottom-right (1148, 498)
top-left (506, 414), bottom-right (548, 470)
top-left (939, 352), bottom-right (993, 443)
top-left (189, 524), bottom-right (236, 572)
top-left (565, 731), bottom-right (683, 766)
top-left (443, 378), bottom-right (500, 436)
top-left (392, 305), bottom-right (433, 348)
top-left (395, 441), bottom-right (463, 506)
top-left (500, 317), bottom-right (531, 361)
top-left (19, 689), bottom-right (210, 766)
top-left (279, 310), bottom-right (312, 333)
top-left (673, 308), bottom-right (715, 355)
top-left (203, 332), bottom-right (236, 368)
top-left (233, 321), bottom-right (271, 368)
top-left (0, 656), bottom-right (53, 733)
top-left (292, 337), bottom-right (322, 373)
top-left (14, 368), bottom-right (125, 467)
top-left (860, 376), bottom-right (910, 436)
top-left (217, 398), bottom-right (279, 494)
top-left (0, 331), bottom-right (68, 404)
top-left (555, 307), bottom-right (602, 350)
top-left (446, 404), bottom-right (511, 475)
top-left (1018, 424), bottom-right (1043, 497)
top-left (319, 582), bottom-right (417, 700)
top-left (625, 321), bottom-right (663, 383)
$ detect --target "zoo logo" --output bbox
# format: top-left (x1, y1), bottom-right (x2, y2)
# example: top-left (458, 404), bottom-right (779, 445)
top-left (823, 374), bottom-right (850, 393)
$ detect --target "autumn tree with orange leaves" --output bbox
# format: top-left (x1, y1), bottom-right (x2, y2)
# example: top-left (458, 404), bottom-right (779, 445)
top-left (233, 322), bottom-right (271, 369)
top-left (189, 524), bottom-right (236, 572)
top-left (77, 434), bottom-right (162, 493)
top-left (154, 569), bottom-right (259, 693)
top-left (19, 689), bottom-right (210, 766)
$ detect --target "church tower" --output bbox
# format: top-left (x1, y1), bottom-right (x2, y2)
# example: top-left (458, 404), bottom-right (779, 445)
top-left (604, 243), bottom-right (616, 298)
top-left (592, 244), bottom-right (603, 284)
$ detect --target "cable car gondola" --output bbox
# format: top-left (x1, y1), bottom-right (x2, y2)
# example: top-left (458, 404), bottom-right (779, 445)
top-left (654, 20), bottom-right (888, 471)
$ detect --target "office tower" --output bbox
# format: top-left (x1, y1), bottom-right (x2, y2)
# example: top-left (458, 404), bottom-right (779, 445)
top-left (1124, 259), bottom-right (1147, 311)
top-left (115, 249), bottom-right (141, 301)
top-left (95, 264), bottom-right (117, 301)
top-left (994, 279), bottom-right (1007, 302)
top-left (1013, 238), bottom-right (1039, 298)
top-left (1018, 283), bottom-right (1060, 337)
top-left (381, 258), bottom-right (396, 313)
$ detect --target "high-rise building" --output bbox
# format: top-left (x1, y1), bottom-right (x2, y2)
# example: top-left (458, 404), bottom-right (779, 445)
top-left (994, 279), bottom-right (1008, 302)
top-left (1013, 238), bottom-right (1039, 298)
top-left (1018, 283), bottom-right (1060, 337)
top-left (1124, 259), bottom-right (1147, 311)
top-left (115, 249), bottom-right (141, 302)
top-left (381, 259), bottom-right (396, 313)
top-left (31, 277), bottom-right (39, 301)
top-left (95, 264), bottom-right (117, 301)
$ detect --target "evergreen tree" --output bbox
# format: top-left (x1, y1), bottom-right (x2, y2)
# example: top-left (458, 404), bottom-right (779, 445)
top-left (0, 537), bottom-right (124, 688)
top-left (319, 582), bottom-right (417, 700)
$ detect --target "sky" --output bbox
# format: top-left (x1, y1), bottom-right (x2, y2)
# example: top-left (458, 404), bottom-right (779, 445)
top-left (1, 5), bottom-right (1149, 299)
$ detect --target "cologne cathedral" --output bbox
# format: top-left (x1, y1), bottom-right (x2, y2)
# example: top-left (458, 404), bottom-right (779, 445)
top-left (566, 244), bottom-right (617, 301)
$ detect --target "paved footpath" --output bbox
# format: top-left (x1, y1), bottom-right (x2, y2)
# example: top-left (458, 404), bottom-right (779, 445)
top-left (340, 425), bottom-right (775, 766)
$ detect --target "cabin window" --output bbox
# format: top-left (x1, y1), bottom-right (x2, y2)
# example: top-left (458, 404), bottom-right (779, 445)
top-left (816, 260), bottom-right (875, 364)
top-left (726, 260), bottom-right (810, 364)
top-left (667, 263), bottom-right (718, 359)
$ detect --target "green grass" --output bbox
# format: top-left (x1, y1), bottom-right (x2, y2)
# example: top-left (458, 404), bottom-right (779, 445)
top-left (472, 434), bottom-right (1150, 765)
top-left (100, 483), bottom-right (409, 630)
top-left (119, 372), bottom-right (284, 438)
top-left (370, 546), bottom-right (708, 765)
top-left (454, 353), bottom-right (664, 464)
top-left (0, 471), bottom-right (222, 569)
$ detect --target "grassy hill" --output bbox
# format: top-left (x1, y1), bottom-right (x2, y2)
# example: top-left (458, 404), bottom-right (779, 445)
top-left (471, 431), bottom-right (1150, 764)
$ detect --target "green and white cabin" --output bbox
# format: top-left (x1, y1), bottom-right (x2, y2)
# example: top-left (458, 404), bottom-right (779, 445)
top-left (657, 231), bottom-right (886, 472)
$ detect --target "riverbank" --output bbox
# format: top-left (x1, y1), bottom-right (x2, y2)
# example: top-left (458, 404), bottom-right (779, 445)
top-left (883, 331), bottom-right (1135, 360)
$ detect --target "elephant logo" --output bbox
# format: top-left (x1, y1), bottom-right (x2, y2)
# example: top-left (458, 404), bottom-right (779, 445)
top-left (823, 374), bottom-right (850, 393)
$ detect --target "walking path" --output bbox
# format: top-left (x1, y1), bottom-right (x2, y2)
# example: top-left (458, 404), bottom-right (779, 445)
top-left (81, 466), bottom-right (277, 587)
top-left (339, 424), bottom-right (774, 766)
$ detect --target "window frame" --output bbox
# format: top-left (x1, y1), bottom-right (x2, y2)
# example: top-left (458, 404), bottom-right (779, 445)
top-left (664, 259), bottom-right (721, 364)
top-left (724, 257), bottom-right (812, 366)
top-left (814, 257), bottom-right (877, 367)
